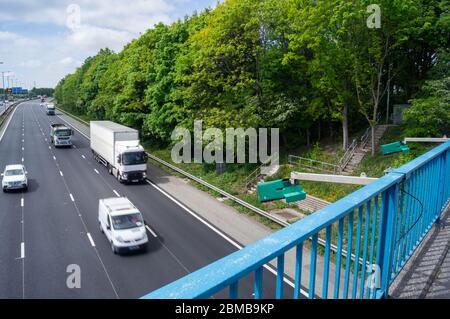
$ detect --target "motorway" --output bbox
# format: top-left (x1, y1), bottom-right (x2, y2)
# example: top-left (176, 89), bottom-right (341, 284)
top-left (0, 100), bottom-right (291, 299)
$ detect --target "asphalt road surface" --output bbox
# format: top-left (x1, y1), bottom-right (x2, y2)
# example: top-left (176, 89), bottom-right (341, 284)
top-left (0, 100), bottom-right (292, 299)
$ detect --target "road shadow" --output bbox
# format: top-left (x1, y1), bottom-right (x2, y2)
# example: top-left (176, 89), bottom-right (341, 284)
top-left (115, 222), bottom-right (163, 257)
top-left (2, 178), bottom-right (38, 194)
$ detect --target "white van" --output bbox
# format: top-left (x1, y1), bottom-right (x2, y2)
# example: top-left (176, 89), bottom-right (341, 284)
top-left (98, 197), bottom-right (148, 254)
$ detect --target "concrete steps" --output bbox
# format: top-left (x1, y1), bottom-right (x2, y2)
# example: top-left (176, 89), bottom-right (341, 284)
top-left (343, 125), bottom-right (389, 174)
top-left (294, 194), bottom-right (330, 213)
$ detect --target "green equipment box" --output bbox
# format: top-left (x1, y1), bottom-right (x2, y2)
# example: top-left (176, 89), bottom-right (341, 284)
top-left (381, 141), bottom-right (410, 155)
top-left (257, 179), bottom-right (307, 203)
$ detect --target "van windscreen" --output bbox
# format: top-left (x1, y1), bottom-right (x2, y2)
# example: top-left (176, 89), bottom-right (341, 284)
top-left (111, 213), bottom-right (143, 230)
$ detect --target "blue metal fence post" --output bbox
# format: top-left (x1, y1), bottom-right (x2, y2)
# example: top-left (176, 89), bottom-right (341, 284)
top-left (437, 153), bottom-right (447, 215)
top-left (376, 184), bottom-right (399, 298)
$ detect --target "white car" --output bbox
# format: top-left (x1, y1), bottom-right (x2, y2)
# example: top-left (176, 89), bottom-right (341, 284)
top-left (1, 164), bottom-right (28, 192)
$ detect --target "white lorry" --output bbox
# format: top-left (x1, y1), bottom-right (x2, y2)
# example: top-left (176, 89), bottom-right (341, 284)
top-left (50, 123), bottom-right (74, 147)
top-left (46, 103), bottom-right (55, 115)
top-left (98, 197), bottom-right (148, 254)
top-left (90, 121), bottom-right (148, 183)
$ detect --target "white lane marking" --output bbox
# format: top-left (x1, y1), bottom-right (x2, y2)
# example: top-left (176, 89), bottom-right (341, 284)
top-left (145, 225), bottom-right (158, 238)
top-left (146, 179), bottom-right (301, 294)
top-left (94, 169), bottom-right (99, 174)
top-left (22, 147), bottom-right (24, 151)
top-left (20, 242), bottom-right (25, 259)
top-left (21, 198), bottom-right (24, 207)
top-left (53, 156), bottom-right (56, 160)
top-left (48, 146), bottom-right (51, 150)
top-left (21, 157), bottom-right (24, 162)
top-left (44, 138), bottom-right (47, 142)
top-left (22, 139), bottom-right (24, 143)
top-left (73, 145), bottom-right (77, 149)
top-left (81, 155), bottom-right (86, 159)
top-left (113, 190), bottom-right (120, 197)
top-left (87, 233), bottom-right (96, 247)
top-left (69, 194), bottom-right (75, 202)
top-left (59, 171), bottom-right (64, 177)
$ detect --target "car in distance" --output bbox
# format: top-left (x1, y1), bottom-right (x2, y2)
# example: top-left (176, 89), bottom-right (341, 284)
top-left (98, 197), bottom-right (148, 254)
top-left (1, 164), bottom-right (28, 192)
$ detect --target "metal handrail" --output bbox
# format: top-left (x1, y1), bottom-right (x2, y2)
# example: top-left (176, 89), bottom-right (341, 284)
top-left (289, 155), bottom-right (340, 174)
top-left (339, 138), bottom-right (358, 170)
top-left (244, 152), bottom-right (279, 189)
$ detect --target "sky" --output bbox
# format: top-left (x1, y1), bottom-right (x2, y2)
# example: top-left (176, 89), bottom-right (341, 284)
top-left (0, 0), bottom-right (218, 88)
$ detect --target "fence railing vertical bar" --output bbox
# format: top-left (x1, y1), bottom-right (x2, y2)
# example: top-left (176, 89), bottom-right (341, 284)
top-left (343, 212), bottom-right (354, 299)
top-left (333, 218), bottom-right (344, 299)
top-left (393, 183), bottom-right (406, 273)
top-left (380, 184), bottom-right (399, 294)
top-left (359, 200), bottom-right (371, 299)
top-left (309, 234), bottom-right (318, 299)
top-left (294, 244), bottom-right (303, 299)
top-left (254, 267), bottom-right (263, 299)
top-left (410, 170), bottom-right (420, 255)
top-left (276, 255), bottom-right (285, 299)
top-left (439, 152), bottom-right (448, 209)
top-left (352, 206), bottom-right (364, 299)
top-left (343, 210), bottom-right (355, 299)
top-left (418, 166), bottom-right (427, 242)
top-left (229, 282), bottom-right (238, 299)
top-left (322, 225), bottom-right (332, 299)
top-left (373, 191), bottom-right (388, 299)
top-left (402, 177), bottom-right (411, 268)
top-left (407, 175), bottom-right (416, 264)
top-left (367, 194), bottom-right (379, 299)
top-left (427, 161), bottom-right (435, 229)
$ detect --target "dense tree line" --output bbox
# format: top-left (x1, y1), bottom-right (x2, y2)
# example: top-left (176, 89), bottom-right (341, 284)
top-left (54, 0), bottom-right (449, 155)
top-left (30, 88), bottom-right (54, 97)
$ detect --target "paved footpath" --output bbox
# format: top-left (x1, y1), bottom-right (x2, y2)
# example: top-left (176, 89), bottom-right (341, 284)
top-left (390, 203), bottom-right (450, 299)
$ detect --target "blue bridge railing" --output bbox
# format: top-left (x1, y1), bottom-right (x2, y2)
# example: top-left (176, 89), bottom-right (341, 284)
top-left (142, 141), bottom-right (450, 299)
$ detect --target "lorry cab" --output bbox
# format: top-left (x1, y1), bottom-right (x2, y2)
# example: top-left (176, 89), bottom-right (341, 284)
top-left (98, 197), bottom-right (148, 254)
top-left (50, 124), bottom-right (74, 147)
top-left (46, 103), bottom-right (55, 115)
top-left (115, 142), bottom-right (148, 182)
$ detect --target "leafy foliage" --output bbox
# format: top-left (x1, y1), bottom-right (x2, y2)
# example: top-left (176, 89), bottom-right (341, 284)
top-left (54, 0), bottom-right (449, 150)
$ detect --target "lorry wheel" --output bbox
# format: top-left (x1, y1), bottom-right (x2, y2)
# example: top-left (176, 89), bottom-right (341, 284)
top-left (108, 165), bottom-right (113, 175)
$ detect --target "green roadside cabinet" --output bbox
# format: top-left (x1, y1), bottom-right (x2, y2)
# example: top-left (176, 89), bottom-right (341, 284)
top-left (381, 141), bottom-right (410, 155)
top-left (257, 178), bottom-right (307, 203)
